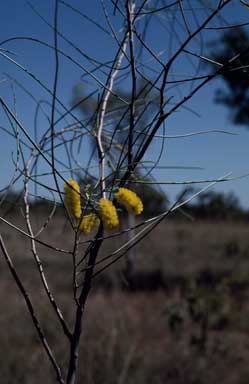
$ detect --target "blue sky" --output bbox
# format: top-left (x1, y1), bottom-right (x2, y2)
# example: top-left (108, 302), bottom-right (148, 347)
top-left (1, 0), bottom-right (249, 208)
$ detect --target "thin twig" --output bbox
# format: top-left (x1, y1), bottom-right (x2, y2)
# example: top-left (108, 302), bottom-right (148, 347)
top-left (0, 234), bottom-right (65, 384)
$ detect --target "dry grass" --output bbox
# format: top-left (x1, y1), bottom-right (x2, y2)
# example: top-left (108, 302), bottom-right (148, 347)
top-left (1, 212), bottom-right (249, 383)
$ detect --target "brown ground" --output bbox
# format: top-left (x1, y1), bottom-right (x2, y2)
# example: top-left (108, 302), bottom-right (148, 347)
top-left (1, 211), bottom-right (249, 383)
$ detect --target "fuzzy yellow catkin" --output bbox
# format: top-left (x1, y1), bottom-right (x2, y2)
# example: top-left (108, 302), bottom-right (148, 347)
top-left (114, 187), bottom-right (143, 215)
top-left (64, 179), bottom-right (82, 219)
top-left (79, 213), bottom-right (100, 234)
top-left (99, 198), bottom-right (119, 230)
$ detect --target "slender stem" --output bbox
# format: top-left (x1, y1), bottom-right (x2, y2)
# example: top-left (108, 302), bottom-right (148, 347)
top-left (97, 29), bottom-right (129, 197)
top-left (0, 234), bottom-right (65, 384)
top-left (66, 228), bottom-right (103, 384)
top-left (126, 0), bottom-right (136, 171)
top-left (23, 164), bottom-right (71, 340)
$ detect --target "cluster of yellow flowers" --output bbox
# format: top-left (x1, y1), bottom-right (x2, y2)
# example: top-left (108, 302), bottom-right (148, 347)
top-left (64, 179), bottom-right (143, 235)
top-left (115, 187), bottom-right (143, 215)
top-left (99, 198), bottom-right (119, 230)
top-left (64, 179), bottom-right (82, 219)
top-left (79, 213), bottom-right (100, 234)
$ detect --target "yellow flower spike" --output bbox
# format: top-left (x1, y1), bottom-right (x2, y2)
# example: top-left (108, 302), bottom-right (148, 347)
top-left (99, 198), bottom-right (119, 231)
top-left (79, 213), bottom-right (100, 234)
top-left (64, 179), bottom-right (82, 219)
top-left (114, 187), bottom-right (143, 216)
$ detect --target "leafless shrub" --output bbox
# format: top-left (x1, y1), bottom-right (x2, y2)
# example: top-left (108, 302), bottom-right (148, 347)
top-left (0, 1), bottom-right (248, 383)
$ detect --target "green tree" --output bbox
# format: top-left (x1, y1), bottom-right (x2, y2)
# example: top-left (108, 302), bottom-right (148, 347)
top-left (210, 27), bottom-right (249, 125)
top-left (72, 79), bottom-right (168, 216)
top-left (72, 78), bottom-right (160, 161)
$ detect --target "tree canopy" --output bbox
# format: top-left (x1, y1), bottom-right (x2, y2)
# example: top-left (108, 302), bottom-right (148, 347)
top-left (210, 27), bottom-right (249, 125)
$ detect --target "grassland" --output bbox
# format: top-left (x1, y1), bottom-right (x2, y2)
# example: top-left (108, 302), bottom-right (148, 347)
top-left (1, 210), bottom-right (249, 383)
